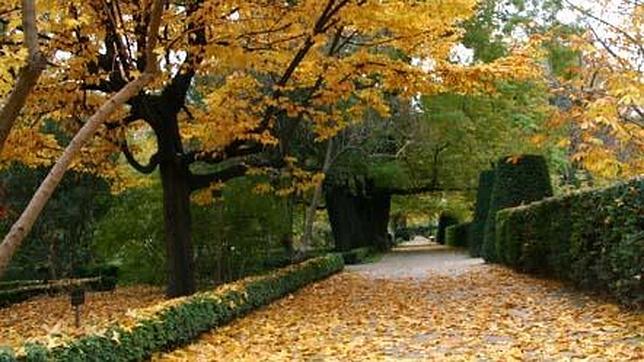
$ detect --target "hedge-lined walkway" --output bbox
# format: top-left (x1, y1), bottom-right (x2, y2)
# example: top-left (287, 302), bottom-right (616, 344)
top-left (156, 246), bottom-right (643, 361)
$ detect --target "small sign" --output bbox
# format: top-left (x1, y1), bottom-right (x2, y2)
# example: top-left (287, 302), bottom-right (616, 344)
top-left (70, 287), bottom-right (85, 307)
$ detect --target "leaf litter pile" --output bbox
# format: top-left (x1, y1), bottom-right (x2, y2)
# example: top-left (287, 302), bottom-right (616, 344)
top-left (0, 285), bottom-right (164, 348)
top-left (157, 266), bottom-right (642, 361)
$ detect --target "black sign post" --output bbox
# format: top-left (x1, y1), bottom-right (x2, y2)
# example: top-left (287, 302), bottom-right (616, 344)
top-left (70, 287), bottom-right (85, 328)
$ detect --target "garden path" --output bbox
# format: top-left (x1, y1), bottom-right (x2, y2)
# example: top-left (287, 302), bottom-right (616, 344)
top-left (155, 242), bottom-right (643, 361)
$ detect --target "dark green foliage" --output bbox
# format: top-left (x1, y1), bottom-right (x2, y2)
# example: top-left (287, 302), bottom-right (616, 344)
top-left (0, 255), bottom-right (344, 361)
top-left (0, 280), bottom-right (43, 291)
top-left (74, 265), bottom-right (119, 292)
top-left (446, 223), bottom-right (471, 247)
top-left (93, 177), bottom-right (292, 286)
top-left (495, 177), bottom-right (643, 307)
top-left (340, 247), bottom-right (373, 265)
top-left (0, 347), bottom-right (14, 362)
top-left (482, 155), bottom-right (553, 262)
top-left (0, 285), bottom-right (52, 308)
top-left (0, 164), bottom-right (112, 281)
top-left (469, 170), bottom-right (495, 256)
top-left (437, 213), bottom-right (459, 245)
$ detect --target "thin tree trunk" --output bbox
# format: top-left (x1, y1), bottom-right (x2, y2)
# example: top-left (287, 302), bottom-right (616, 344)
top-left (0, 0), bottom-right (47, 151)
top-left (300, 139), bottom-right (333, 254)
top-left (0, 0), bottom-right (163, 278)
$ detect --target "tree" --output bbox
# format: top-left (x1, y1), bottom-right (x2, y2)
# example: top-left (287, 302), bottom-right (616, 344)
top-left (0, 0), bottom-right (164, 282)
top-left (0, 0), bottom-right (537, 296)
top-left (0, 0), bottom-right (47, 152)
top-left (547, 0), bottom-right (643, 180)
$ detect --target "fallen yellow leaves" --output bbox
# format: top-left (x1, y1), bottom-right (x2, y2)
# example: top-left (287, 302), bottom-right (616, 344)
top-left (155, 266), bottom-right (643, 361)
top-left (0, 285), bottom-right (164, 349)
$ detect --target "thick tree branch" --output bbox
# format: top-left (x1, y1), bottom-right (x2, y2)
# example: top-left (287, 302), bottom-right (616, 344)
top-left (121, 139), bottom-right (159, 174)
top-left (0, 0), bottom-right (47, 151)
top-left (189, 163), bottom-right (249, 191)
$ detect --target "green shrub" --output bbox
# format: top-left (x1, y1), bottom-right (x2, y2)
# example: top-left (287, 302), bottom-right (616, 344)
top-left (446, 223), bottom-right (471, 247)
top-left (437, 213), bottom-right (459, 244)
top-left (469, 170), bottom-right (494, 256)
top-left (0, 280), bottom-right (43, 291)
top-left (341, 247), bottom-right (373, 264)
top-left (0, 163), bottom-right (112, 281)
top-left (495, 177), bottom-right (643, 307)
top-left (394, 226), bottom-right (433, 242)
top-left (0, 272), bottom-right (117, 308)
top-left (94, 178), bottom-right (293, 287)
top-left (75, 265), bottom-right (119, 292)
top-left (482, 155), bottom-right (552, 262)
top-left (0, 254), bottom-right (344, 361)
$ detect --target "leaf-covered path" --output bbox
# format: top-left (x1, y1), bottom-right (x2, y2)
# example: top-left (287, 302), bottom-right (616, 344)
top-left (156, 244), bottom-right (643, 361)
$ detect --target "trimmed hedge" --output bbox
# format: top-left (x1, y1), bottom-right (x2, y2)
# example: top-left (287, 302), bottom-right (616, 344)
top-left (75, 265), bottom-right (119, 292)
top-left (0, 254), bottom-right (344, 361)
top-left (0, 280), bottom-right (43, 291)
top-left (437, 213), bottom-right (459, 245)
top-left (0, 265), bottom-right (118, 308)
top-left (446, 223), bottom-right (471, 247)
top-left (469, 170), bottom-right (495, 256)
top-left (482, 155), bottom-right (552, 262)
top-left (340, 247), bottom-right (373, 265)
top-left (394, 226), bottom-right (433, 242)
top-left (495, 177), bottom-right (643, 307)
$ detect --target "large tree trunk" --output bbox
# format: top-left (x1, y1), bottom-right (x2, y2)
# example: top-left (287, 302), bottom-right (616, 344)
top-left (325, 183), bottom-right (392, 252)
top-left (159, 155), bottom-right (195, 297)
top-left (366, 192), bottom-right (392, 251)
top-left (325, 186), bottom-right (361, 251)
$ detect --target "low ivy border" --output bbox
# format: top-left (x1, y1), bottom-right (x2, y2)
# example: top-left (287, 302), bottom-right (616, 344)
top-left (0, 254), bottom-right (344, 361)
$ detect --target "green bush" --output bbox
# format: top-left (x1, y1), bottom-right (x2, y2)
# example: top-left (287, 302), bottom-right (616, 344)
top-left (0, 285), bottom-right (51, 308)
top-left (437, 213), bottom-right (459, 244)
top-left (75, 265), bottom-right (119, 292)
top-left (341, 247), bottom-right (373, 265)
top-left (0, 272), bottom-right (116, 308)
top-left (495, 177), bottom-right (643, 307)
top-left (469, 170), bottom-right (494, 256)
top-left (0, 280), bottom-right (43, 291)
top-left (94, 177), bottom-right (293, 287)
top-left (446, 223), bottom-right (471, 247)
top-left (482, 155), bottom-right (552, 262)
top-left (394, 226), bottom-right (433, 242)
top-left (0, 254), bottom-right (344, 361)
top-left (0, 163), bottom-right (112, 281)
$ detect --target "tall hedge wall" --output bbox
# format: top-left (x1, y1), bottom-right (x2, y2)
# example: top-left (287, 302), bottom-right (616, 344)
top-left (495, 177), bottom-right (643, 307)
top-left (468, 170), bottom-right (495, 256)
top-left (437, 213), bottom-right (459, 245)
top-left (482, 155), bottom-right (552, 262)
top-left (0, 255), bottom-right (344, 361)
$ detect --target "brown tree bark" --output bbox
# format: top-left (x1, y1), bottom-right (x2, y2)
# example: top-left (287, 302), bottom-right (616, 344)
top-left (0, 0), bottom-right (164, 278)
top-left (160, 156), bottom-right (195, 297)
top-left (0, 0), bottom-right (47, 151)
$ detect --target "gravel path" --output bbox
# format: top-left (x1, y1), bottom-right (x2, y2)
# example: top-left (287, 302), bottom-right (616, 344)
top-left (157, 242), bottom-right (643, 361)
top-left (346, 241), bottom-right (484, 278)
